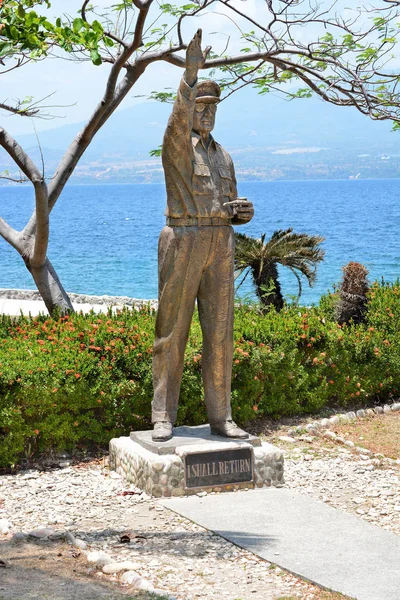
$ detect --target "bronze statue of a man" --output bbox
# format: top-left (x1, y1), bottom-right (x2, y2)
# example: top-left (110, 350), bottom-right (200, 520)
top-left (151, 29), bottom-right (254, 442)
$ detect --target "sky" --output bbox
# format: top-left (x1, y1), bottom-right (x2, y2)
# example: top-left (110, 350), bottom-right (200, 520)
top-left (1, 0), bottom-right (398, 138)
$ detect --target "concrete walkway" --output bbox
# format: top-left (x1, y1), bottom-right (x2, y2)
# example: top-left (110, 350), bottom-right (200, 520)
top-left (161, 488), bottom-right (400, 600)
top-left (0, 298), bottom-right (120, 317)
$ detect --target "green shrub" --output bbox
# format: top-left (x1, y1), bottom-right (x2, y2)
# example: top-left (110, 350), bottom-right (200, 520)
top-left (1, 280), bottom-right (400, 467)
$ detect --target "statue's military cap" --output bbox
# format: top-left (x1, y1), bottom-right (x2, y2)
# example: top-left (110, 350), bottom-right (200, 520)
top-left (195, 80), bottom-right (221, 104)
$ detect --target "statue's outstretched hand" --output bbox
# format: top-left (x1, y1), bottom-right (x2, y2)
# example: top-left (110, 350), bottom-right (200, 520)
top-left (185, 29), bottom-right (211, 83)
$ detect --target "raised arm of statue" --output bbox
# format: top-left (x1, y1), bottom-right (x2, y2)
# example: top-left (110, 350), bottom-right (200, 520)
top-left (162, 29), bottom-right (211, 161)
top-left (184, 29), bottom-right (211, 88)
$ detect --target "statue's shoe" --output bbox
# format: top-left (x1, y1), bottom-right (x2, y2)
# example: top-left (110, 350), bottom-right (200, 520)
top-left (210, 419), bottom-right (249, 439)
top-left (152, 421), bottom-right (173, 442)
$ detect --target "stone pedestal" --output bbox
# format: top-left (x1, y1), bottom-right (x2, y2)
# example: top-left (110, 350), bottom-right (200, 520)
top-left (109, 425), bottom-right (284, 498)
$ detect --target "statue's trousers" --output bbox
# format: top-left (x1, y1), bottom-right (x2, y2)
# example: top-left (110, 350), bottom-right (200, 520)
top-left (152, 225), bottom-right (234, 425)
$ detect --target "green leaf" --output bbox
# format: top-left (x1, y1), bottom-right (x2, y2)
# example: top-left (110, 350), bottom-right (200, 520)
top-left (150, 146), bottom-right (162, 157)
top-left (17, 5), bottom-right (26, 18)
top-left (90, 48), bottom-right (102, 66)
top-left (0, 43), bottom-right (13, 58)
top-left (103, 36), bottom-right (114, 47)
top-left (92, 20), bottom-right (103, 34)
top-left (21, 96), bottom-right (34, 105)
top-left (10, 26), bottom-right (19, 40)
top-left (73, 18), bottom-right (85, 34)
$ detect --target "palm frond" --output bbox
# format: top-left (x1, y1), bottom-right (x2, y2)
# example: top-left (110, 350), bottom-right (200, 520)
top-left (234, 228), bottom-right (325, 309)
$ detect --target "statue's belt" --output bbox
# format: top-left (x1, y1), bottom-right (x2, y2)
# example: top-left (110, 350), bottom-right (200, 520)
top-left (166, 216), bottom-right (231, 227)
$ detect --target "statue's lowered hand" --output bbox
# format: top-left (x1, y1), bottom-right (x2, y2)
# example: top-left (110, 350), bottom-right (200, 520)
top-left (224, 198), bottom-right (254, 224)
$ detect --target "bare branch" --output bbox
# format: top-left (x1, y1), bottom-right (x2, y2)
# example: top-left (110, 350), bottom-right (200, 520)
top-left (0, 102), bottom-right (40, 117)
top-left (0, 128), bottom-right (43, 183)
top-left (0, 127), bottom-right (49, 263)
top-left (0, 217), bottom-right (19, 250)
top-left (0, 174), bottom-right (28, 183)
top-left (81, 0), bottom-right (90, 22)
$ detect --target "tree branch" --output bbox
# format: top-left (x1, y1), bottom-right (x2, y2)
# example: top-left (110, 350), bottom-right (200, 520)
top-left (0, 102), bottom-right (40, 117)
top-left (31, 180), bottom-right (49, 268)
top-left (0, 217), bottom-right (19, 250)
top-left (0, 128), bottom-right (49, 263)
top-left (44, 60), bottom-right (147, 217)
top-left (0, 128), bottom-right (43, 182)
top-left (80, 0), bottom-right (128, 48)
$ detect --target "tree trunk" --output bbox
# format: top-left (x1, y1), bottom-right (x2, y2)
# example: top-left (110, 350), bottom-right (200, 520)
top-left (253, 262), bottom-right (284, 311)
top-left (27, 256), bottom-right (74, 315)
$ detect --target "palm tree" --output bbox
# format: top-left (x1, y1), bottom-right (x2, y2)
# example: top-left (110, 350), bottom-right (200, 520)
top-left (234, 228), bottom-right (325, 310)
top-left (335, 261), bottom-right (369, 325)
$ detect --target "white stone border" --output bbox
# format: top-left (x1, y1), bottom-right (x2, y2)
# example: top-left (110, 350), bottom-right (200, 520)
top-left (287, 401), bottom-right (400, 467)
top-left (288, 400), bottom-right (400, 437)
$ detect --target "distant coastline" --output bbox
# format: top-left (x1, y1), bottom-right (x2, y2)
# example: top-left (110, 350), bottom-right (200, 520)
top-left (2, 176), bottom-right (400, 187)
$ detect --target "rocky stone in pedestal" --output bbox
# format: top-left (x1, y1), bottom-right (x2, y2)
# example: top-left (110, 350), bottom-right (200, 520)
top-left (109, 425), bottom-right (284, 498)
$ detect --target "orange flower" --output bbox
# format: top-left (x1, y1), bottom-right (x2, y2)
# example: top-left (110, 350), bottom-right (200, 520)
top-left (253, 405), bottom-right (258, 412)
top-left (75, 373), bottom-right (81, 379)
top-left (34, 429), bottom-right (40, 435)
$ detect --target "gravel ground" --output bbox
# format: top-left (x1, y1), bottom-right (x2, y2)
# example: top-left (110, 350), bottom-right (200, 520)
top-left (0, 430), bottom-right (398, 600)
top-left (0, 459), bottom-right (318, 600)
top-left (283, 440), bottom-right (400, 535)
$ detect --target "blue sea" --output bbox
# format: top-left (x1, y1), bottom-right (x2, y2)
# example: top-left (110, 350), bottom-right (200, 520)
top-left (1, 180), bottom-right (399, 305)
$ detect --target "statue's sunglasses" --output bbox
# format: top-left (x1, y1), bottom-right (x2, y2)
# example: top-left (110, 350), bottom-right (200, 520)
top-left (194, 103), bottom-right (217, 114)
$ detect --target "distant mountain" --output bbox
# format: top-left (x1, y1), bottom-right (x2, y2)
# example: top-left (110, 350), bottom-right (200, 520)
top-left (1, 88), bottom-right (399, 184)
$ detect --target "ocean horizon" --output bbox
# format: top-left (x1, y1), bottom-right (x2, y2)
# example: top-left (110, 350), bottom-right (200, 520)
top-left (1, 179), bottom-right (399, 305)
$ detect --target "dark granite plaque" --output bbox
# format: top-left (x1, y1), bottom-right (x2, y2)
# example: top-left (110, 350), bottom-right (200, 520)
top-left (184, 446), bottom-right (253, 489)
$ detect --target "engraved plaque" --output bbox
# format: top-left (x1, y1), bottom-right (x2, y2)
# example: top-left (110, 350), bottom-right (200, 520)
top-left (184, 446), bottom-right (253, 489)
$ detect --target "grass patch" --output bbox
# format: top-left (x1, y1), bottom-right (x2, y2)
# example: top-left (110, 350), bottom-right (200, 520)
top-left (332, 413), bottom-right (400, 459)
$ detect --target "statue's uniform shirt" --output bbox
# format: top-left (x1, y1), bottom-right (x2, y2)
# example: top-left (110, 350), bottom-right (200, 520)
top-left (152, 76), bottom-right (236, 426)
top-left (162, 78), bottom-right (238, 219)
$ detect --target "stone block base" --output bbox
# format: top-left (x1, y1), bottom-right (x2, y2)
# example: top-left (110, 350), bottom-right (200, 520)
top-left (109, 426), bottom-right (284, 498)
